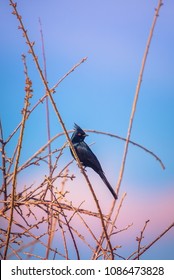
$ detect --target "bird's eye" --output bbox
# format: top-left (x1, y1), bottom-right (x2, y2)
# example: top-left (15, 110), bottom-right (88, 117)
top-left (78, 133), bottom-right (82, 136)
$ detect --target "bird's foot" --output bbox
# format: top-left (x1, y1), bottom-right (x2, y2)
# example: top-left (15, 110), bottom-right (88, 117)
top-left (80, 166), bottom-right (87, 172)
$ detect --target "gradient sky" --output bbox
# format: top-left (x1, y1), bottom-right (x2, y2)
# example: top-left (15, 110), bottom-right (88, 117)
top-left (0, 0), bottom-right (174, 259)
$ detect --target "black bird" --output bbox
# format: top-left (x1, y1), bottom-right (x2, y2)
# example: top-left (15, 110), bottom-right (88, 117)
top-left (70, 124), bottom-right (117, 200)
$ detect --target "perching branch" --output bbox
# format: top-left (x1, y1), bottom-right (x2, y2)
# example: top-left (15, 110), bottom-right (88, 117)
top-left (9, 0), bottom-right (114, 258)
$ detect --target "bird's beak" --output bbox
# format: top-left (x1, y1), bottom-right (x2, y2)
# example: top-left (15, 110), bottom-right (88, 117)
top-left (85, 133), bottom-right (88, 137)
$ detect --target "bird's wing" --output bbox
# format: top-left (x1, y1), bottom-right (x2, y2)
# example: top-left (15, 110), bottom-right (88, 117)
top-left (75, 142), bottom-right (103, 173)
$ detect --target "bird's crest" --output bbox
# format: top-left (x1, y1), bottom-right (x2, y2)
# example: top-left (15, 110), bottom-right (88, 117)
top-left (74, 123), bottom-right (85, 133)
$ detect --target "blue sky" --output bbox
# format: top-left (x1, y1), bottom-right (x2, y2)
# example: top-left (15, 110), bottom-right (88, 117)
top-left (0, 0), bottom-right (174, 259)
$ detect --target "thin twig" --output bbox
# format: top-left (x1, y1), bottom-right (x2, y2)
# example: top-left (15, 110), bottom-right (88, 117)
top-left (132, 221), bottom-right (174, 260)
top-left (39, 17), bottom-right (54, 260)
top-left (116, 0), bottom-right (164, 196)
top-left (92, 192), bottom-right (127, 259)
top-left (3, 54), bottom-right (33, 259)
top-left (50, 57), bottom-right (87, 93)
top-left (0, 119), bottom-right (7, 202)
top-left (92, 0), bottom-right (164, 260)
top-left (49, 188), bottom-right (80, 259)
top-left (137, 220), bottom-right (150, 260)
top-left (87, 130), bottom-right (165, 170)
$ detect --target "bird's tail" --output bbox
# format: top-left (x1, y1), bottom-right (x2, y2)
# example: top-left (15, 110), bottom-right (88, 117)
top-left (98, 171), bottom-right (117, 200)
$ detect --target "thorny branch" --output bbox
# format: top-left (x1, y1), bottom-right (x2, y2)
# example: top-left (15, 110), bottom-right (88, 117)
top-left (3, 54), bottom-right (33, 259)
